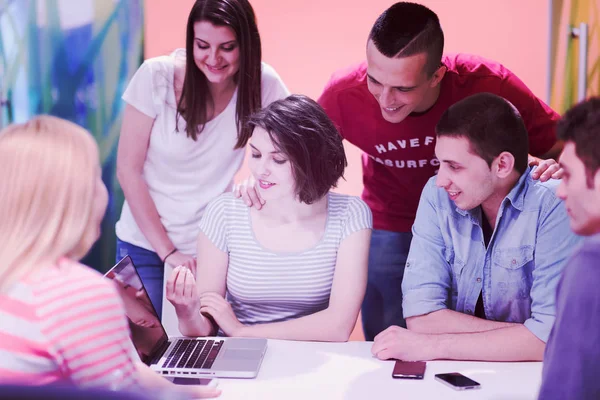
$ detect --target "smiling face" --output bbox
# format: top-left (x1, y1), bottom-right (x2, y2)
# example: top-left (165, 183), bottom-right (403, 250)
top-left (249, 127), bottom-right (296, 202)
top-left (556, 142), bottom-right (600, 235)
top-left (434, 136), bottom-right (500, 211)
top-left (366, 40), bottom-right (444, 123)
top-left (193, 20), bottom-right (240, 86)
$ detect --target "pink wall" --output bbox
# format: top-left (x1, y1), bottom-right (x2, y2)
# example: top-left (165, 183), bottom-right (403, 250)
top-left (146, 0), bottom-right (550, 196)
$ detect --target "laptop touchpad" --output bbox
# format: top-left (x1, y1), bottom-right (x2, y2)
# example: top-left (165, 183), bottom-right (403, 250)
top-left (223, 348), bottom-right (262, 360)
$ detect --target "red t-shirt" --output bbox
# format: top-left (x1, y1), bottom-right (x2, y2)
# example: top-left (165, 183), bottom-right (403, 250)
top-left (318, 53), bottom-right (559, 232)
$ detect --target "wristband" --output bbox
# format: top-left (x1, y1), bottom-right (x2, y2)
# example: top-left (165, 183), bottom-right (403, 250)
top-left (162, 248), bottom-right (177, 263)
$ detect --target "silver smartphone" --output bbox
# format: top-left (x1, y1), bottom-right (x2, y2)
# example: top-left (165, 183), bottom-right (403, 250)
top-left (435, 373), bottom-right (481, 390)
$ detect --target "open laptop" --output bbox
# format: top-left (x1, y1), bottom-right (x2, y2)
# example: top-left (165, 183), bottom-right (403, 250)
top-left (105, 255), bottom-right (267, 378)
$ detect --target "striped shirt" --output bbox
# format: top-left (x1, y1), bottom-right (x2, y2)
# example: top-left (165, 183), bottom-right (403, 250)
top-left (0, 259), bottom-right (139, 389)
top-left (199, 192), bottom-right (373, 326)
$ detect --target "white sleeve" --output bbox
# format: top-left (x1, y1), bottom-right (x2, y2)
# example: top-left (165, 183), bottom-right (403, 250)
top-left (260, 62), bottom-right (290, 106)
top-left (122, 60), bottom-right (158, 118)
top-left (341, 197), bottom-right (373, 240)
top-left (199, 193), bottom-right (231, 253)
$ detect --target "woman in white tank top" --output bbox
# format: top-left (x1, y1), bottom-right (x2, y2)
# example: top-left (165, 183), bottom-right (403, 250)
top-left (114, 0), bottom-right (288, 319)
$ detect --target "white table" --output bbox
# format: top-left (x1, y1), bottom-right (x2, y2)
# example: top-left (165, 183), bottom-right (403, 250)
top-left (161, 267), bottom-right (543, 399)
top-left (217, 339), bottom-right (543, 400)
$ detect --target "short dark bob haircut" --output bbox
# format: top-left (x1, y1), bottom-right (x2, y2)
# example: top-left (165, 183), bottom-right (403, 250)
top-left (246, 94), bottom-right (347, 204)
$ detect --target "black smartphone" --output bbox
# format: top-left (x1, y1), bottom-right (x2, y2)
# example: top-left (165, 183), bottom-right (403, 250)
top-left (435, 373), bottom-right (481, 390)
top-left (170, 377), bottom-right (216, 386)
top-left (392, 360), bottom-right (426, 379)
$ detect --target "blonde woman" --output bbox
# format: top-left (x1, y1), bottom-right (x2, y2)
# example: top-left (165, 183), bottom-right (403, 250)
top-left (0, 116), bottom-right (219, 398)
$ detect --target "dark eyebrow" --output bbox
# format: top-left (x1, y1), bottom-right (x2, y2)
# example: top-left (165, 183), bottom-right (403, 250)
top-left (249, 143), bottom-right (281, 154)
top-left (366, 74), bottom-right (381, 85)
top-left (442, 160), bottom-right (461, 167)
top-left (366, 74), bottom-right (417, 91)
top-left (194, 38), bottom-right (236, 46)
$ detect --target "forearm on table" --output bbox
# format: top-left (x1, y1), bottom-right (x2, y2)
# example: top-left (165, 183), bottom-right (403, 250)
top-left (431, 324), bottom-right (545, 361)
top-left (407, 309), bottom-right (515, 334)
top-left (238, 308), bottom-right (356, 342)
top-left (119, 172), bottom-right (174, 258)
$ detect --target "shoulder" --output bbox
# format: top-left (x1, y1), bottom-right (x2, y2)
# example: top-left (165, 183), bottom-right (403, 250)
top-left (260, 62), bottom-right (281, 81)
top-left (443, 54), bottom-right (549, 110)
top-left (329, 193), bottom-right (372, 224)
top-left (140, 50), bottom-right (180, 75)
top-left (26, 261), bottom-right (124, 323)
top-left (128, 51), bottom-right (179, 96)
top-left (524, 173), bottom-right (563, 206)
top-left (321, 61), bottom-right (368, 98)
top-left (444, 53), bottom-right (514, 81)
top-left (260, 62), bottom-right (286, 89)
top-left (575, 235), bottom-right (600, 265)
top-left (443, 53), bottom-right (531, 98)
top-left (259, 62), bottom-right (289, 101)
top-left (205, 192), bottom-right (248, 217)
top-left (561, 239), bottom-right (600, 302)
top-left (41, 261), bottom-right (119, 298)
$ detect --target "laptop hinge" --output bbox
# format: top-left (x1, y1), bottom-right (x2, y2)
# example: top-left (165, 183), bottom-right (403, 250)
top-left (149, 339), bottom-right (171, 366)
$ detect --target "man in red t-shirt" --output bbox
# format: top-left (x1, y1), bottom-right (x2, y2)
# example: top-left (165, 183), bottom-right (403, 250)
top-left (317, 2), bottom-right (563, 340)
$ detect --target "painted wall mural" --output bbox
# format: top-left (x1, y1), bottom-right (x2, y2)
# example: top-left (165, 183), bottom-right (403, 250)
top-left (0, 0), bottom-right (144, 272)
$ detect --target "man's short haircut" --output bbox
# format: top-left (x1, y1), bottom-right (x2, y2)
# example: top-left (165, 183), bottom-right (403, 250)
top-left (435, 93), bottom-right (530, 174)
top-left (246, 94), bottom-right (347, 204)
top-left (557, 97), bottom-right (600, 187)
top-left (368, 2), bottom-right (444, 76)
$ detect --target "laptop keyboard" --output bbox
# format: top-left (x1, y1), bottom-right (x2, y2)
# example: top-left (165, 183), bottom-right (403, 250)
top-left (162, 339), bottom-right (224, 370)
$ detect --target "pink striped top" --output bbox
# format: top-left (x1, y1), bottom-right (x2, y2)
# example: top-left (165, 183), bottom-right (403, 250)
top-left (0, 258), bottom-right (139, 389)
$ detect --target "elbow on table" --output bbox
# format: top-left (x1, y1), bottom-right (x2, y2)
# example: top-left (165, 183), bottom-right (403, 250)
top-left (328, 320), bottom-right (357, 342)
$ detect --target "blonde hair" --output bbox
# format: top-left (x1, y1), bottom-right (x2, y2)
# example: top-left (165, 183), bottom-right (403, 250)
top-left (0, 116), bottom-right (100, 293)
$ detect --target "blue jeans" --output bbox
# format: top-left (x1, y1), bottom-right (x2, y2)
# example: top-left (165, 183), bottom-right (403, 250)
top-left (116, 239), bottom-right (164, 320)
top-left (361, 229), bottom-right (412, 341)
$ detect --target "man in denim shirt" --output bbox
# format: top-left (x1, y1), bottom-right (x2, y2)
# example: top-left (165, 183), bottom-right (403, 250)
top-left (538, 98), bottom-right (600, 400)
top-left (372, 93), bottom-right (580, 362)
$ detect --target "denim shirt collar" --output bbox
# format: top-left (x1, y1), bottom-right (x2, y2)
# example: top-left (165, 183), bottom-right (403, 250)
top-left (455, 166), bottom-right (533, 220)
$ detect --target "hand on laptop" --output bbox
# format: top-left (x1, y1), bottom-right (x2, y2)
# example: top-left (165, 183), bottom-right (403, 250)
top-left (200, 292), bottom-right (244, 337)
top-left (166, 266), bottom-right (201, 320)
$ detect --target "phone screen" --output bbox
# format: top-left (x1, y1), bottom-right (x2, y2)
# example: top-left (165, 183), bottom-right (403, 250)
top-left (435, 373), bottom-right (480, 389)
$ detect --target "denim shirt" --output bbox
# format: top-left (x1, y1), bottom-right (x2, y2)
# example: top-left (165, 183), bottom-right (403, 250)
top-left (402, 167), bottom-right (581, 342)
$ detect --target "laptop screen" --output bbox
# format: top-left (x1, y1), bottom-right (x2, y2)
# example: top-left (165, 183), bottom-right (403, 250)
top-left (105, 256), bottom-right (169, 365)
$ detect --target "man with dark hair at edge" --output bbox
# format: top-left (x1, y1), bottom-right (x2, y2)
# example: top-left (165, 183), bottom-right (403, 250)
top-left (538, 97), bottom-right (600, 400)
